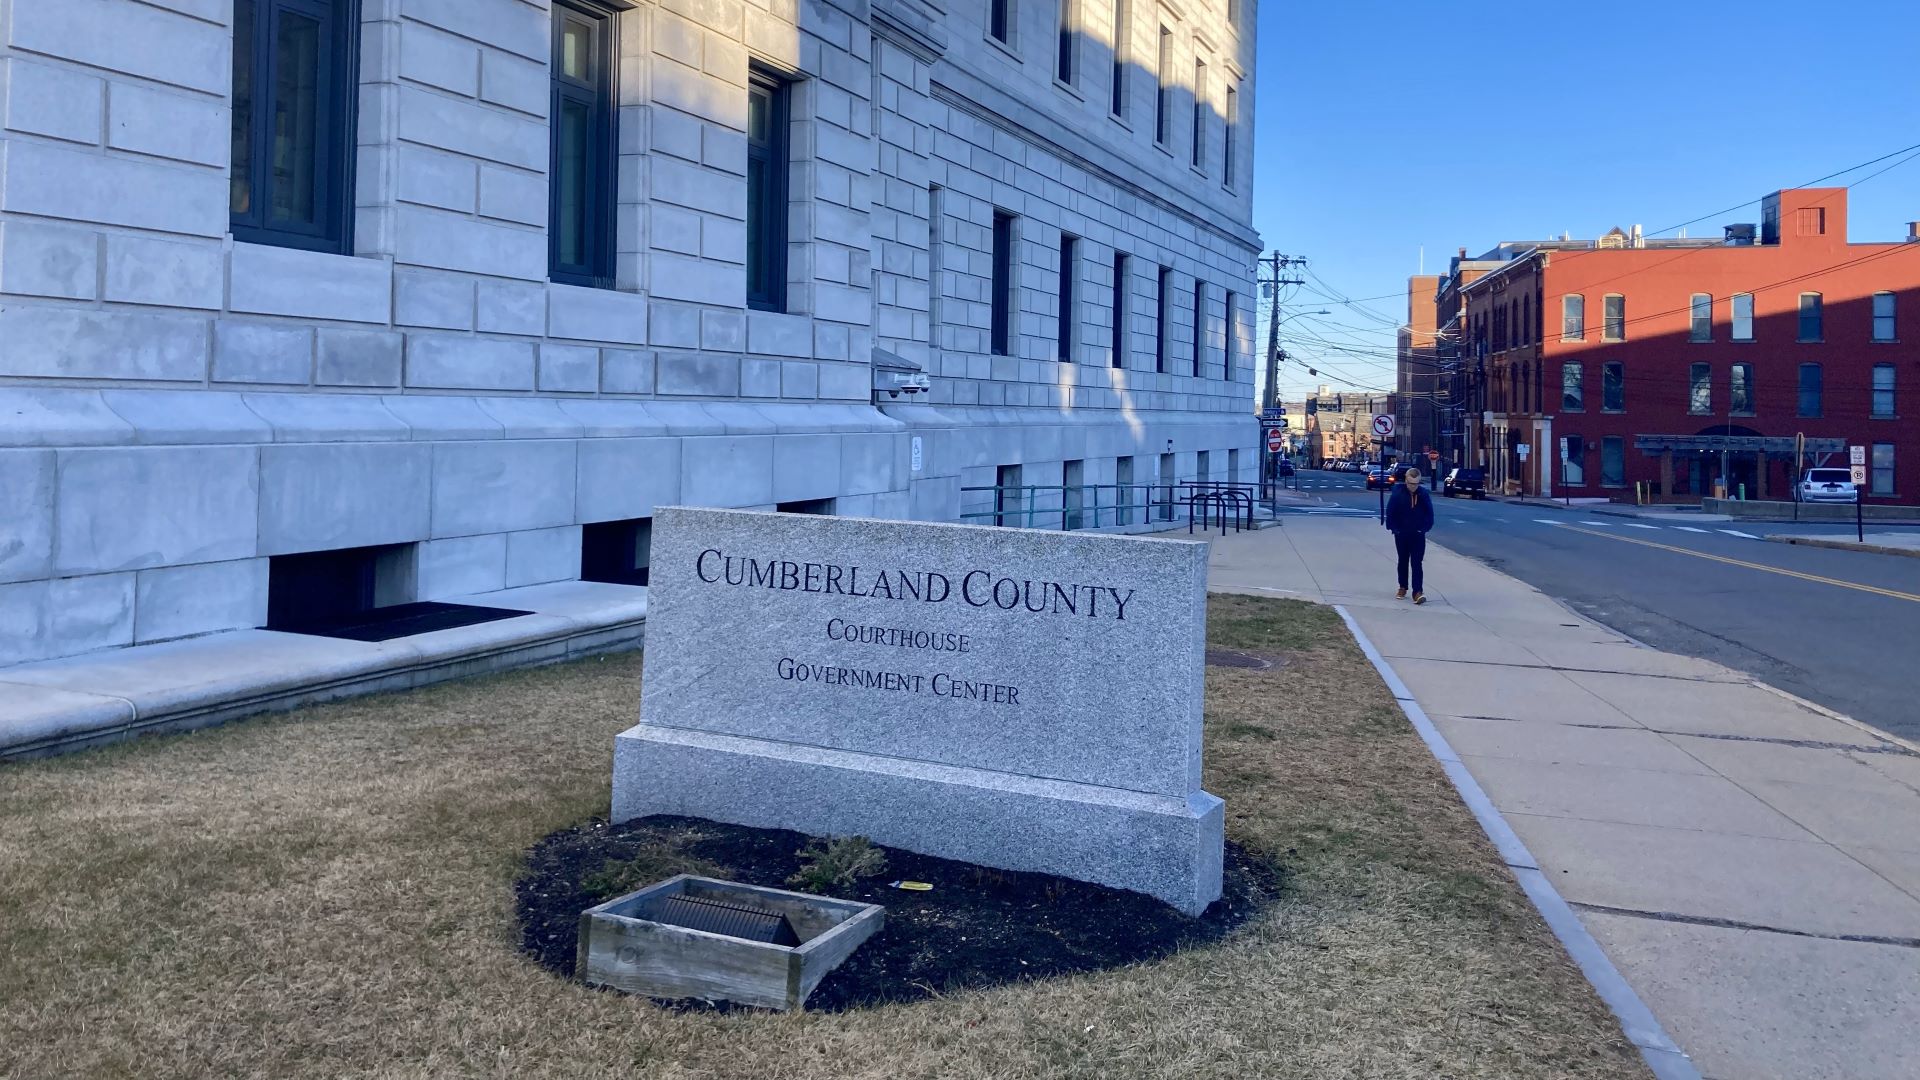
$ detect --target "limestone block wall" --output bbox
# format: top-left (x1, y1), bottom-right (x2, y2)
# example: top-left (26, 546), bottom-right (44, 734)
top-left (0, 0), bottom-right (1260, 668)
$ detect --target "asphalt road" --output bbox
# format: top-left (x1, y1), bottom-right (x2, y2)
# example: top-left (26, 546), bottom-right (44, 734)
top-left (1282, 470), bottom-right (1920, 743)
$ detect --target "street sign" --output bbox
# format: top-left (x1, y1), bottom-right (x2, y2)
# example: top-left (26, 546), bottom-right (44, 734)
top-left (1371, 413), bottom-right (1395, 438)
top-left (1260, 407), bottom-right (1284, 422)
top-left (1516, 443), bottom-right (1531, 461)
top-left (1266, 430), bottom-right (1285, 453)
top-left (1850, 445), bottom-right (1866, 466)
top-left (1426, 449), bottom-right (1440, 464)
top-left (1852, 464), bottom-right (1868, 486)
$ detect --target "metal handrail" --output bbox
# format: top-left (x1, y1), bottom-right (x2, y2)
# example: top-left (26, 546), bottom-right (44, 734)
top-left (958, 482), bottom-right (1183, 530)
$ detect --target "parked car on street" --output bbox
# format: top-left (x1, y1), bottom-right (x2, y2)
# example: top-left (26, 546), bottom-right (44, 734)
top-left (1799, 468), bottom-right (1858, 503)
top-left (1275, 458), bottom-right (1296, 478)
top-left (1443, 467), bottom-right (1487, 499)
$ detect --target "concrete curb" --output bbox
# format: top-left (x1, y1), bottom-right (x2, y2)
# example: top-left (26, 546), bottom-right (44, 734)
top-left (1334, 605), bottom-right (1701, 1080)
top-left (1765, 535), bottom-right (1920, 560)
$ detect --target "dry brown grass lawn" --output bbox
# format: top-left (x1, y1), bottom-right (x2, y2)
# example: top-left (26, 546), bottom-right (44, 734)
top-left (0, 595), bottom-right (1648, 1080)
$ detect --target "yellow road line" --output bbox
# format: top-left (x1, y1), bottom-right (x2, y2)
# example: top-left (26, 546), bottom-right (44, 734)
top-left (1552, 525), bottom-right (1920, 604)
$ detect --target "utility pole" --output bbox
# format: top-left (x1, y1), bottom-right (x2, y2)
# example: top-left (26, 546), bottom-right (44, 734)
top-left (1260, 253), bottom-right (1307, 412)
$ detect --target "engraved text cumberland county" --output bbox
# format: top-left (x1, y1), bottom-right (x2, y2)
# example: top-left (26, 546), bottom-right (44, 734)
top-left (695, 547), bottom-right (1139, 707)
top-left (693, 549), bottom-right (1138, 620)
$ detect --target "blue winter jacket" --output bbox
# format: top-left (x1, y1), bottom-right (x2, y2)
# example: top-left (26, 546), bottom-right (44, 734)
top-left (1383, 484), bottom-right (1435, 536)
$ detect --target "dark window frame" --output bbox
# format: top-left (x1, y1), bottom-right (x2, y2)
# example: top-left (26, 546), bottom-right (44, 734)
top-left (1154, 265), bottom-right (1171, 373)
top-left (990, 210), bottom-right (1015, 356)
top-left (1731, 292), bottom-right (1754, 341)
top-left (1561, 360), bottom-right (1584, 412)
top-left (1222, 85), bottom-right (1237, 188)
top-left (549, 0), bottom-right (620, 289)
top-left (1600, 435), bottom-right (1626, 488)
top-left (1689, 292), bottom-right (1712, 342)
top-left (989, 0), bottom-right (1012, 44)
top-left (1191, 279), bottom-right (1205, 376)
top-left (1108, 0), bottom-right (1128, 116)
top-left (1797, 362), bottom-right (1823, 418)
top-left (1873, 362), bottom-right (1896, 418)
top-left (1602, 361), bottom-right (1624, 412)
top-left (229, 0), bottom-right (362, 255)
top-left (1873, 292), bottom-right (1897, 342)
top-left (1057, 233), bottom-right (1077, 362)
top-left (1110, 252), bottom-right (1129, 368)
top-left (746, 67), bottom-right (792, 312)
top-left (1055, 0), bottom-right (1075, 84)
top-left (1154, 26), bottom-right (1172, 145)
top-left (1223, 290), bottom-right (1238, 378)
top-left (1798, 292), bottom-right (1823, 342)
top-left (1602, 293), bottom-right (1625, 341)
top-left (1190, 58), bottom-right (1206, 170)
top-left (1730, 362), bottom-right (1754, 416)
top-left (1561, 293), bottom-right (1583, 340)
top-left (1687, 362), bottom-right (1712, 415)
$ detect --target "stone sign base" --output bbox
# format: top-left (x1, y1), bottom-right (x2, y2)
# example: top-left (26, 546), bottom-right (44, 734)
top-left (614, 724), bottom-right (1226, 916)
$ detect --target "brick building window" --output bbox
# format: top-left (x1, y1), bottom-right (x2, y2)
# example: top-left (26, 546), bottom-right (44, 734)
top-left (1603, 361), bottom-right (1624, 412)
top-left (1601, 436), bottom-right (1625, 487)
top-left (1797, 363), bottom-right (1823, 417)
top-left (1602, 294), bottom-right (1625, 341)
top-left (230, 0), bottom-right (361, 254)
top-left (551, 1), bottom-right (619, 288)
top-left (1798, 292), bottom-right (1823, 342)
top-left (1873, 363), bottom-right (1896, 417)
top-left (1562, 294), bottom-right (1584, 340)
top-left (1690, 293), bottom-right (1712, 342)
top-left (1688, 363), bottom-right (1712, 415)
top-left (1111, 253), bottom-right (1129, 367)
top-left (1730, 363), bottom-right (1753, 415)
top-left (1561, 362), bottom-right (1584, 411)
top-left (1874, 292), bottom-right (1897, 341)
top-left (746, 69), bottom-right (791, 311)
top-left (990, 211), bottom-right (1015, 355)
top-left (1057, 234), bottom-right (1077, 362)
top-left (1562, 434), bottom-right (1585, 485)
top-left (1872, 443), bottom-right (1895, 496)
top-left (1732, 293), bottom-right (1754, 341)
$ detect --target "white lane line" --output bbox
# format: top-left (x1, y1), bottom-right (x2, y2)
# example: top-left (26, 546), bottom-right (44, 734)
top-left (1673, 526), bottom-right (1710, 533)
top-left (1719, 529), bottom-right (1760, 540)
top-left (1532, 518), bottom-right (1563, 525)
top-left (1622, 523), bottom-right (1662, 530)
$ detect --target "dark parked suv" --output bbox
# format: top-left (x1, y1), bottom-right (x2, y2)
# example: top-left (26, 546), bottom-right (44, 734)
top-left (1442, 467), bottom-right (1486, 499)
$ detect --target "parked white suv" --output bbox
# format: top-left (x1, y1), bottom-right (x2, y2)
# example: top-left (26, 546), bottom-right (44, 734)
top-left (1799, 468), bottom-right (1858, 503)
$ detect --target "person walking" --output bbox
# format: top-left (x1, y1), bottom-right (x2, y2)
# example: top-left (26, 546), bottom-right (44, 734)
top-left (1384, 467), bottom-right (1435, 604)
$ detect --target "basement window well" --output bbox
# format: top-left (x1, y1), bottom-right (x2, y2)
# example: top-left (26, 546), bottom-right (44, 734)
top-left (581, 519), bottom-right (653, 586)
top-left (265, 544), bottom-right (531, 642)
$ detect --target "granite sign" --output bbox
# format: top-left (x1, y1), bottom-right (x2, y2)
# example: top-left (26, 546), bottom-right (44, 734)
top-left (612, 506), bottom-right (1224, 914)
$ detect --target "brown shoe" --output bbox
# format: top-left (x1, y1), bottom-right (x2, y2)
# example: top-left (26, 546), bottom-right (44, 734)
top-left (1395, 587), bottom-right (1407, 600)
top-left (1413, 593), bottom-right (1427, 605)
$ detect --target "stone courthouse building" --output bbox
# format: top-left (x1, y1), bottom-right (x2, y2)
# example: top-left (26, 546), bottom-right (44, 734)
top-left (0, 0), bottom-right (1259, 668)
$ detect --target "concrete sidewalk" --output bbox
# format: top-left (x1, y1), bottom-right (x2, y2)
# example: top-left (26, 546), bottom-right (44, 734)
top-left (1205, 518), bottom-right (1920, 1080)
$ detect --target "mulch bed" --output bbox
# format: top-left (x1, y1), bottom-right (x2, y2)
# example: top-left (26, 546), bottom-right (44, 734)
top-left (516, 815), bottom-right (1283, 1012)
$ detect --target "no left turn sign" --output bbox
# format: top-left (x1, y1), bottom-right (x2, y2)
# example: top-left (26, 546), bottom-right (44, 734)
top-left (1371, 413), bottom-right (1395, 438)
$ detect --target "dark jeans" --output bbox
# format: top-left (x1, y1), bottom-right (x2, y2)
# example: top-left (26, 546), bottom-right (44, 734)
top-left (1394, 531), bottom-right (1426, 593)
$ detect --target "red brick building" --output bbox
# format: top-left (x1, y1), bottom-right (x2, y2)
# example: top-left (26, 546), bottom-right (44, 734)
top-left (1458, 189), bottom-right (1920, 503)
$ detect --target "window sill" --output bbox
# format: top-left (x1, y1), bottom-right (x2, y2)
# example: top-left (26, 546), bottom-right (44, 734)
top-left (1153, 141), bottom-right (1175, 159)
top-left (1053, 78), bottom-right (1084, 101)
top-left (984, 35), bottom-right (1022, 63)
top-left (1108, 111), bottom-right (1132, 132)
top-left (1872, 339), bottom-right (1899, 344)
top-left (1189, 165), bottom-right (1209, 181)
top-left (1797, 339), bottom-right (1825, 345)
top-left (1870, 414), bottom-right (1900, 421)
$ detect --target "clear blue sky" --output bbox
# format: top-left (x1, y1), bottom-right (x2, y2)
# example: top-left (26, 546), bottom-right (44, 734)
top-left (1250, 0), bottom-right (1920, 404)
